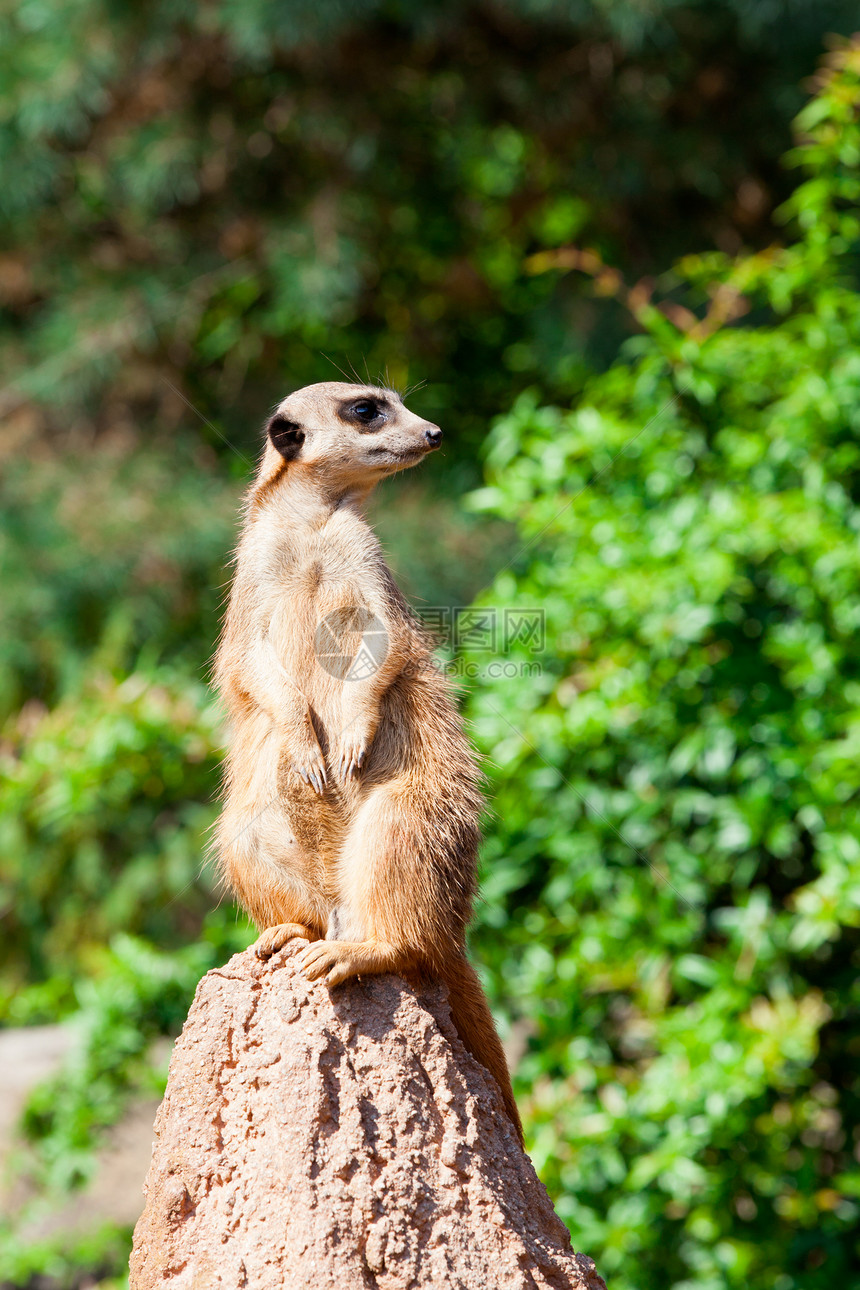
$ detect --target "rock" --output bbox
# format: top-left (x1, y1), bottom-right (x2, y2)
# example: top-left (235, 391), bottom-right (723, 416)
top-left (130, 943), bottom-right (606, 1290)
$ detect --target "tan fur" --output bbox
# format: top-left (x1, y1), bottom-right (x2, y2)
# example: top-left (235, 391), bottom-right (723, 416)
top-left (213, 381), bottom-right (522, 1142)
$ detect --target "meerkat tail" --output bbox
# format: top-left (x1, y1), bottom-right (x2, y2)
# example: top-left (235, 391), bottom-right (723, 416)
top-left (441, 953), bottom-right (524, 1145)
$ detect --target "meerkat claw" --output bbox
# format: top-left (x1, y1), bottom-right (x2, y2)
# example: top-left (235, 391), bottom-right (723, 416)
top-left (297, 759), bottom-right (327, 795)
top-left (254, 922), bottom-right (314, 959)
top-left (298, 941), bottom-right (334, 980)
top-left (299, 940), bottom-right (356, 983)
top-left (325, 960), bottom-right (360, 987)
top-left (337, 740), bottom-right (366, 782)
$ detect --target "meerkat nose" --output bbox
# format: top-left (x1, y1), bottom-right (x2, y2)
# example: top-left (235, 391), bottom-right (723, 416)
top-left (424, 425), bottom-right (443, 448)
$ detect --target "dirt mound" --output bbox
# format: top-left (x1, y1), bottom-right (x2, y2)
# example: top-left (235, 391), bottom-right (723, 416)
top-left (130, 942), bottom-right (605, 1290)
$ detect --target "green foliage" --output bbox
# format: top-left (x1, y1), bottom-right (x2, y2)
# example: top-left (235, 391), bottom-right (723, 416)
top-left (0, 444), bottom-right (237, 718)
top-left (2, 0), bottom-right (858, 462)
top-left (0, 1219), bottom-right (131, 1290)
top-left (0, 667), bottom-right (222, 1009)
top-left (466, 41), bottom-right (860, 1289)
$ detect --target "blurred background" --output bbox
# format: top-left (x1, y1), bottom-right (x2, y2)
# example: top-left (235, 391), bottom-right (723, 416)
top-left (2, 2), bottom-right (860, 1286)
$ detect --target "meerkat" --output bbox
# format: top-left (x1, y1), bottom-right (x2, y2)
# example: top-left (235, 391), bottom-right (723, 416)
top-left (213, 381), bottom-right (522, 1142)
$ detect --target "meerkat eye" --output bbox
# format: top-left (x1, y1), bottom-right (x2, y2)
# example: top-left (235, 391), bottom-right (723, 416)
top-left (353, 400), bottom-right (379, 423)
top-left (339, 396), bottom-right (390, 429)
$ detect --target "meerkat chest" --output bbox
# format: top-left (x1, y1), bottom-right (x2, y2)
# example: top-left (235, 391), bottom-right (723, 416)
top-left (263, 536), bottom-right (369, 608)
top-left (251, 515), bottom-right (382, 657)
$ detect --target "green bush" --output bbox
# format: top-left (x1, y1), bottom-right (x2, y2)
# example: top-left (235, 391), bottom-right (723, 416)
top-left (0, 1221), bottom-right (132, 1290)
top-left (466, 41), bottom-right (860, 1289)
top-left (2, 0), bottom-right (857, 461)
top-left (0, 666), bottom-right (222, 1012)
top-left (0, 445), bottom-right (237, 718)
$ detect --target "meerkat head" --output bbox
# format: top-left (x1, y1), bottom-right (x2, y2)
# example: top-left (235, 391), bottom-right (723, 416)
top-left (256, 381), bottom-right (442, 499)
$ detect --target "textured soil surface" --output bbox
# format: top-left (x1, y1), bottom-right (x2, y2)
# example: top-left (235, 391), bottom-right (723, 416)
top-left (130, 942), bottom-right (605, 1289)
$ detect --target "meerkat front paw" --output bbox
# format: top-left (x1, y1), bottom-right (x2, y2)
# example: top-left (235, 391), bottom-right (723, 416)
top-left (254, 922), bottom-right (316, 959)
top-left (336, 725), bottom-right (373, 781)
top-left (292, 748), bottom-right (328, 795)
top-left (299, 939), bottom-right (362, 986)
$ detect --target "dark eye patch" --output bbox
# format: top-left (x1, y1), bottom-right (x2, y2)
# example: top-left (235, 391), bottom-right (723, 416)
top-left (338, 396), bottom-right (391, 431)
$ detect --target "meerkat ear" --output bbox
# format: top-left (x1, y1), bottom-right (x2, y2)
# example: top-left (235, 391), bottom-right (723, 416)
top-left (266, 414), bottom-right (305, 461)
